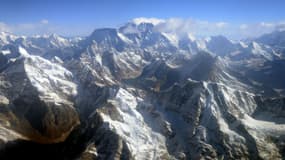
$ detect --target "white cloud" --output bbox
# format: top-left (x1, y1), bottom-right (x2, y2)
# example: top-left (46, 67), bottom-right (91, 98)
top-left (0, 22), bottom-right (10, 32)
top-left (153, 18), bottom-right (231, 38)
top-left (41, 19), bottom-right (49, 24)
top-left (240, 24), bottom-right (248, 30)
top-left (215, 22), bottom-right (228, 28)
top-left (121, 24), bottom-right (139, 34)
top-left (133, 17), bottom-right (285, 39)
top-left (237, 22), bottom-right (283, 39)
top-left (260, 22), bottom-right (274, 27)
top-left (0, 19), bottom-right (94, 36)
top-left (275, 22), bottom-right (285, 31)
top-left (132, 17), bottom-right (165, 25)
top-left (0, 19), bottom-right (58, 35)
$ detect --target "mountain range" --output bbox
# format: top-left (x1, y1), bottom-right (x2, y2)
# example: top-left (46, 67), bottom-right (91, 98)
top-left (0, 19), bottom-right (285, 160)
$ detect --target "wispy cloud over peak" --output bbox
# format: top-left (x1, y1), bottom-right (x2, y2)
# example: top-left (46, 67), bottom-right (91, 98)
top-left (132, 17), bottom-right (165, 25)
top-left (130, 17), bottom-right (285, 39)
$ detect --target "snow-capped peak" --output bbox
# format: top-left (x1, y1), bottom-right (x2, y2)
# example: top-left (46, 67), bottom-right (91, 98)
top-left (23, 54), bottom-right (77, 103)
top-left (47, 34), bottom-right (70, 47)
top-left (18, 46), bottom-right (30, 57)
top-left (32, 33), bottom-right (70, 47)
top-left (187, 33), bottom-right (196, 41)
top-left (0, 31), bottom-right (18, 44)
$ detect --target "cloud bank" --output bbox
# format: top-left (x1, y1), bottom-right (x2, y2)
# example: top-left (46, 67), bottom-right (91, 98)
top-left (0, 19), bottom-right (56, 35)
top-left (133, 17), bottom-right (285, 39)
top-left (0, 19), bottom-right (93, 36)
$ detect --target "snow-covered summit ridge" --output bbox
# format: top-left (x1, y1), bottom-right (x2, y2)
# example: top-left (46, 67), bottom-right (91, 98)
top-left (17, 47), bottom-right (77, 104)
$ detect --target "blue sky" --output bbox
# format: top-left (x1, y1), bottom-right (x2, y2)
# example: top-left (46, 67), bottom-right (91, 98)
top-left (0, 0), bottom-right (285, 38)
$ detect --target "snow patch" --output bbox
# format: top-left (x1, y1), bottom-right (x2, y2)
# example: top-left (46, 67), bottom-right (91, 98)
top-left (161, 32), bottom-right (179, 46)
top-left (18, 46), bottom-right (30, 57)
top-left (117, 32), bottom-right (132, 43)
top-left (95, 54), bottom-right (102, 66)
top-left (1, 49), bottom-right (11, 55)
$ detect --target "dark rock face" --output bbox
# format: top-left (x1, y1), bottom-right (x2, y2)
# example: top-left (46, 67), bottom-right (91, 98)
top-left (87, 28), bottom-right (127, 52)
top-left (0, 135), bottom-right (83, 160)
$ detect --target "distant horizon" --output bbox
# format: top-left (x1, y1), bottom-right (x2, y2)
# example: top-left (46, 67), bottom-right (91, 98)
top-left (1, 17), bottom-right (284, 41)
top-left (1, 0), bottom-right (285, 39)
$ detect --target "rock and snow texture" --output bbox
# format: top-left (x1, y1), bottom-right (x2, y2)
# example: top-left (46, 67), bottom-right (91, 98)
top-left (99, 88), bottom-right (169, 159)
top-left (0, 47), bottom-right (79, 144)
top-left (0, 21), bottom-right (285, 160)
top-left (23, 53), bottom-right (77, 104)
